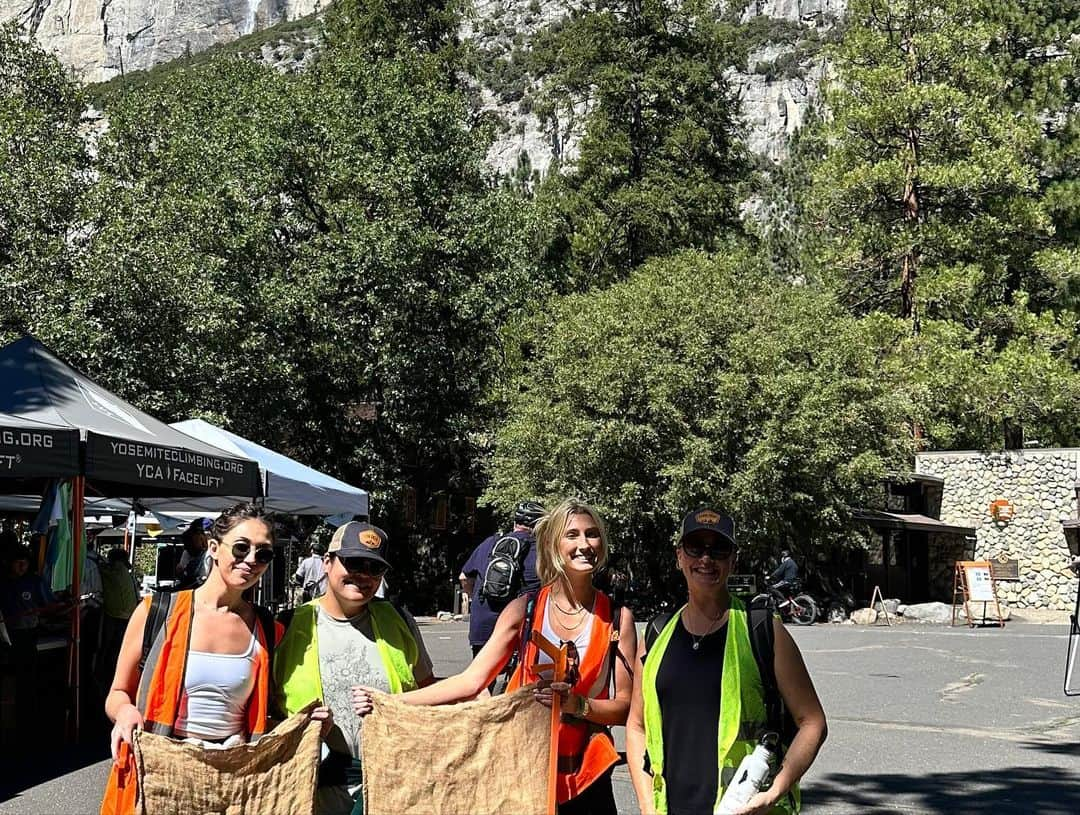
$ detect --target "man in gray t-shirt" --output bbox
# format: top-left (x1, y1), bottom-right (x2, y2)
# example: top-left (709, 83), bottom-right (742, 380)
top-left (295, 543), bottom-right (328, 601)
top-left (317, 603), bottom-right (433, 763)
top-left (276, 521), bottom-right (435, 815)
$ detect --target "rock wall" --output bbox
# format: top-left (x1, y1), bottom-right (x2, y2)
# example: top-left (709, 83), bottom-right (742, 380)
top-left (916, 449), bottom-right (1080, 610)
top-left (3, 0), bottom-right (846, 165)
top-left (478, 0), bottom-right (847, 174)
top-left (0, 0), bottom-right (318, 82)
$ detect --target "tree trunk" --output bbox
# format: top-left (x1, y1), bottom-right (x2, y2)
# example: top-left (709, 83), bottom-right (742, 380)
top-left (900, 17), bottom-right (921, 328)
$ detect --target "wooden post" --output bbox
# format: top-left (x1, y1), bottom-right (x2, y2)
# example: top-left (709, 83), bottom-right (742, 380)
top-left (529, 630), bottom-right (579, 815)
top-left (951, 563), bottom-right (965, 627)
top-left (870, 585), bottom-right (892, 626)
top-left (69, 475), bottom-right (85, 742)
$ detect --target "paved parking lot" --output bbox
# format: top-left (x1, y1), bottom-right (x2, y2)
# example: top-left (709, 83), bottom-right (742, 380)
top-left (3, 616), bottom-right (1079, 813)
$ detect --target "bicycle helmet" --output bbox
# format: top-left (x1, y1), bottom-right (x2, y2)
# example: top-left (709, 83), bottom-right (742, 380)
top-left (513, 500), bottom-right (546, 529)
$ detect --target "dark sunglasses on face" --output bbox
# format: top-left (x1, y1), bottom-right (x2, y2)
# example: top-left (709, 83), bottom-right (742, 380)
top-left (229, 542), bottom-right (275, 565)
top-left (681, 540), bottom-right (735, 561)
top-left (337, 556), bottom-right (388, 577)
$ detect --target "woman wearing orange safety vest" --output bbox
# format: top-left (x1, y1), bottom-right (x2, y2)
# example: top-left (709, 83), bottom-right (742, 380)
top-left (100, 503), bottom-right (331, 815)
top-left (362, 497), bottom-right (637, 814)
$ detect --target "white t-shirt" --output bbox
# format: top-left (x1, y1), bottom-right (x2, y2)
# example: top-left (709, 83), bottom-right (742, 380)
top-left (294, 555), bottom-right (326, 593)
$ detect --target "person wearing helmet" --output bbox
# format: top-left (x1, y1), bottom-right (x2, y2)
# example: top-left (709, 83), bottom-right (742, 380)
top-left (295, 541), bottom-right (328, 602)
top-left (458, 501), bottom-right (545, 656)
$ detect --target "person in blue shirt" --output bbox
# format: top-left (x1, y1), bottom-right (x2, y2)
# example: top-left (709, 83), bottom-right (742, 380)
top-left (458, 501), bottom-right (545, 655)
top-left (769, 549), bottom-right (799, 592)
top-left (1, 547), bottom-right (61, 633)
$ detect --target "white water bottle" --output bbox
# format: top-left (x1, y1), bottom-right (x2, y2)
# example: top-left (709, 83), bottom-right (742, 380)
top-left (715, 732), bottom-right (778, 814)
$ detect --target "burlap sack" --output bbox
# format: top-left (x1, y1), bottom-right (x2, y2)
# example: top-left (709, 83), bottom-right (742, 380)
top-left (362, 685), bottom-right (552, 815)
top-left (132, 706), bottom-right (321, 815)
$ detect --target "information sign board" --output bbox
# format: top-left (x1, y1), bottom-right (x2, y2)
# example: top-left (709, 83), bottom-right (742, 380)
top-left (964, 563), bottom-right (996, 602)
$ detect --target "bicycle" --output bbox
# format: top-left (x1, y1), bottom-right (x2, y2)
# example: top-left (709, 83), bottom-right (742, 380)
top-left (758, 579), bottom-right (818, 626)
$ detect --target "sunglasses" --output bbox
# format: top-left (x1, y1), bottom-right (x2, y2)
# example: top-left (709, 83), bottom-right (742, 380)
top-left (229, 542), bottom-right (275, 565)
top-left (681, 540), bottom-right (735, 561)
top-left (336, 556), bottom-right (388, 577)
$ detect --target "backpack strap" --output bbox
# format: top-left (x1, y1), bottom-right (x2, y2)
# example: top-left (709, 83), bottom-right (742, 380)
top-left (501, 590), bottom-right (538, 682)
top-left (607, 603), bottom-right (626, 693)
top-left (254, 604), bottom-right (276, 659)
top-left (139, 591), bottom-right (174, 672)
top-left (748, 596), bottom-right (783, 739)
top-left (644, 610), bottom-right (674, 654)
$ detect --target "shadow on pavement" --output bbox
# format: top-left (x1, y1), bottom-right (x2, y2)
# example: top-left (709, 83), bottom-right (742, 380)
top-left (809, 766), bottom-right (1080, 814)
top-left (0, 739), bottom-right (110, 805)
top-left (1018, 739), bottom-right (1080, 757)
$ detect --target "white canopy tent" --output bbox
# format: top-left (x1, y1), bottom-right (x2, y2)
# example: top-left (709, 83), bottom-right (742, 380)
top-left (124, 419), bottom-right (369, 518)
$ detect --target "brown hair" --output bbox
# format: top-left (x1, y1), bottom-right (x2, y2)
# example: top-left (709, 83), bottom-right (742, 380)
top-left (209, 503), bottom-right (276, 545)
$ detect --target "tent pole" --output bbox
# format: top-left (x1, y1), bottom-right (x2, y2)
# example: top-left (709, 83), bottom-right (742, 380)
top-left (69, 475), bottom-right (85, 743)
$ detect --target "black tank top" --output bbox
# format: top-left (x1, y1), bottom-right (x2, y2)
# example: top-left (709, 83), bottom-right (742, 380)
top-left (655, 617), bottom-right (727, 815)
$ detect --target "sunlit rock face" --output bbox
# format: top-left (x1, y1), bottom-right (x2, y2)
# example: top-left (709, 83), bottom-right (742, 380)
top-left (0, 0), bottom-right (319, 82)
top-left (3, 0), bottom-right (848, 164)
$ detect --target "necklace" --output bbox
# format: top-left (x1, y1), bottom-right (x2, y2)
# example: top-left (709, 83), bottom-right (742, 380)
top-left (552, 592), bottom-right (595, 632)
top-left (552, 598), bottom-right (586, 615)
top-left (687, 605), bottom-right (727, 651)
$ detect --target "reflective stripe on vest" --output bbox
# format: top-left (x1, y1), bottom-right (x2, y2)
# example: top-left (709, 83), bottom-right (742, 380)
top-left (275, 599), bottom-right (419, 717)
top-left (641, 596), bottom-right (799, 814)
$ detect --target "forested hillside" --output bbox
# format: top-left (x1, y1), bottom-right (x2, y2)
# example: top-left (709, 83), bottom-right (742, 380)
top-left (2, 0), bottom-right (1078, 609)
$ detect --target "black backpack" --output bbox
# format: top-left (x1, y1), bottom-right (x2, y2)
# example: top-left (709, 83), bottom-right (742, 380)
top-left (479, 534), bottom-right (528, 603)
top-left (644, 596), bottom-right (798, 751)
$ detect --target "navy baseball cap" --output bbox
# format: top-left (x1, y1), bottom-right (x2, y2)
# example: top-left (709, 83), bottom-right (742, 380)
top-left (329, 521), bottom-right (390, 567)
top-left (677, 508), bottom-right (736, 547)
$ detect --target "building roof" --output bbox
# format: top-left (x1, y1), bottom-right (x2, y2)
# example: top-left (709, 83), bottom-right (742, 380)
top-left (853, 508), bottom-right (976, 537)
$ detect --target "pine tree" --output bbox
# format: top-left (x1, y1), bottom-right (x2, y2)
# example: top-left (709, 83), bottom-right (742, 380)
top-left (529, 0), bottom-right (749, 287)
top-left (812, 0), bottom-right (1049, 328)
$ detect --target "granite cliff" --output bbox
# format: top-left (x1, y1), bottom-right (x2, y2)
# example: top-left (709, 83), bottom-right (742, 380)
top-left (3, 0), bottom-right (847, 166)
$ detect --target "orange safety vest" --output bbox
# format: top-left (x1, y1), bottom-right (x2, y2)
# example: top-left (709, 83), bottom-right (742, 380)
top-left (507, 585), bottom-right (621, 803)
top-left (100, 591), bottom-right (272, 815)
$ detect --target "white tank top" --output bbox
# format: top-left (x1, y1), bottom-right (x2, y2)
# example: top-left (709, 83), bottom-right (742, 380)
top-left (174, 633), bottom-right (260, 741)
top-left (537, 598), bottom-right (593, 668)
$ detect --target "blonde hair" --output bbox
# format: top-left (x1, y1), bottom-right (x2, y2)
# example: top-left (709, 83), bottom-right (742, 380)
top-left (534, 498), bottom-right (609, 586)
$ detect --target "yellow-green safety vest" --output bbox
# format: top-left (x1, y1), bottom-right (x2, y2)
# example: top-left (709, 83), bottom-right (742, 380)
top-left (641, 596), bottom-right (799, 814)
top-left (274, 598), bottom-right (419, 717)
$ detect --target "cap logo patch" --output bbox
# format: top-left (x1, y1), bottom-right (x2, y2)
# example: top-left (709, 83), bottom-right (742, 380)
top-left (358, 530), bottom-right (382, 550)
top-left (695, 510), bottom-right (721, 525)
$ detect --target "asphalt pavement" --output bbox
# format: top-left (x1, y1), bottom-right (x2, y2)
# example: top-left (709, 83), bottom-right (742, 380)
top-left (2, 617), bottom-right (1078, 813)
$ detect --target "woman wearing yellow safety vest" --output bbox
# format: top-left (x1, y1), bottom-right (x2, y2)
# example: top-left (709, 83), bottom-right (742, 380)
top-left (626, 508), bottom-right (827, 815)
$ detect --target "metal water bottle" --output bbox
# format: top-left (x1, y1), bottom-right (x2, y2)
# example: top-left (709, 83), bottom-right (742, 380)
top-left (715, 732), bottom-right (778, 814)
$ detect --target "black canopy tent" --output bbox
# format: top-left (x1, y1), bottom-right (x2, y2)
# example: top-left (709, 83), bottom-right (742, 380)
top-left (0, 336), bottom-right (262, 739)
top-left (0, 412), bottom-right (80, 491)
top-left (0, 338), bottom-right (260, 498)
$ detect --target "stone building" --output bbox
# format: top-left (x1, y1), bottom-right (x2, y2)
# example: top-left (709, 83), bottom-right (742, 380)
top-left (852, 474), bottom-right (975, 605)
top-left (916, 448), bottom-right (1080, 611)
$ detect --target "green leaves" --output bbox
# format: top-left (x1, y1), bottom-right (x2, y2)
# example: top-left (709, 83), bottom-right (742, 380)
top-left (528, 0), bottom-right (748, 286)
top-left (486, 248), bottom-right (913, 585)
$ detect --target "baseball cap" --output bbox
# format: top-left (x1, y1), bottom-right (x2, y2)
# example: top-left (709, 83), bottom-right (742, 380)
top-left (328, 521), bottom-right (390, 567)
top-left (677, 508), bottom-right (736, 547)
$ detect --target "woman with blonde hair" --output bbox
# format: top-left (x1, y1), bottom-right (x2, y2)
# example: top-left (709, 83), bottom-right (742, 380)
top-left (358, 498), bottom-right (637, 814)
